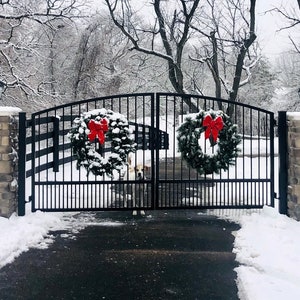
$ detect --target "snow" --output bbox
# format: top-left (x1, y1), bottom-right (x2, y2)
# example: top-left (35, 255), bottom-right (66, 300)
top-left (287, 112), bottom-right (300, 120)
top-left (205, 206), bottom-right (300, 300)
top-left (0, 210), bottom-right (67, 269)
top-left (233, 206), bottom-right (300, 300)
top-left (0, 209), bottom-right (124, 269)
top-left (0, 107), bottom-right (22, 116)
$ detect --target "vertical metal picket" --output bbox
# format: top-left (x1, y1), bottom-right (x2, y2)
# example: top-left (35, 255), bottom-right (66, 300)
top-left (150, 93), bottom-right (156, 210)
top-left (31, 115), bottom-right (36, 212)
top-left (52, 116), bottom-right (60, 173)
top-left (154, 93), bottom-right (160, 209)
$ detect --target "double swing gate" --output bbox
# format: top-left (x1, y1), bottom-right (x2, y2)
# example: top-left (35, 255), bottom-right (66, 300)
top-left (18, 93), bottom-right (275, 215)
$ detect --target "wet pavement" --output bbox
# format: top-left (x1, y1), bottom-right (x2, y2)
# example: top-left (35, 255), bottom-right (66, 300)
top-left (0, 210), bottom-right (240, 300)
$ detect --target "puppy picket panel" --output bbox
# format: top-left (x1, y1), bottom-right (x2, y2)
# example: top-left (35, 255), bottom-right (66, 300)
top-left (19, 93), bottom-right (275, 214)
top-left (25, 94), bottom-right (155, 212)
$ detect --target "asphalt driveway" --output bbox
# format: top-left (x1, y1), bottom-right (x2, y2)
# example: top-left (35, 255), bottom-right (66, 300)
top-left (0, 210), bottom-right (240, 300)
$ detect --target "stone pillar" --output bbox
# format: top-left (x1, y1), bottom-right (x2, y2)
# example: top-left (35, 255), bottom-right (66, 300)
top-left (287, 113), bottom-right (300, 221)
top-left (0, 107), bottom-right (21, 218)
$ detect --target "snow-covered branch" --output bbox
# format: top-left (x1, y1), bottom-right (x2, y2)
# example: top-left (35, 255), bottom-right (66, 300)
top-left (268, 7), bottom-right (300, 31)
top-left (239, 56), bottom-right (260, 87)
top-left (0, 0), bottom-right (86, 104)
top-left (105, 0), bottom-right (200, 100)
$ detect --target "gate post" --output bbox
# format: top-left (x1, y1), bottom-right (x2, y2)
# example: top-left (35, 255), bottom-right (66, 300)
top-left (0, 107), bottom-right (22, 217)
top-left (282, 112), bottom-right (300, 220)
top-left (278, 111), bottom-right (288, 215)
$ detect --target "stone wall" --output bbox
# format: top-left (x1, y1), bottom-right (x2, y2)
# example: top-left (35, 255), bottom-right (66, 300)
top-left (0, 108), bottom-right (21, 218)
top-left (287, 113), bottom-right (300, 221)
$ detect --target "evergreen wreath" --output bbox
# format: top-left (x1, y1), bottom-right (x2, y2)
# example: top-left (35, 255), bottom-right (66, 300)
top-left (68, 108), bottom-right (136, 177)
top-left (177, 109), bottom-right (241, 175)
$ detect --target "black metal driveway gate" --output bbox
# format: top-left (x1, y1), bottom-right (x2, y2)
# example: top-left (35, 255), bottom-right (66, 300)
top-left (18, 93), bottom-right (275, 215)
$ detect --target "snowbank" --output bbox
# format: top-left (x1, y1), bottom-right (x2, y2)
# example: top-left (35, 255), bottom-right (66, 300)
top-left (0, 211), bottom-right (71, 269)
top-left (233, 206), bottom-right (300, 300)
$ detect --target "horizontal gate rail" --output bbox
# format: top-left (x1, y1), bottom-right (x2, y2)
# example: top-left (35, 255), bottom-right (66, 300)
top-left (158, 179), bottom-right (271, 183)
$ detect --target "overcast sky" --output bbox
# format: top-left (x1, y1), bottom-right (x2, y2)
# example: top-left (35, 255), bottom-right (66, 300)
top-left (256, 0), bottom-right (299, 60)
top-left (98, 0), bottom-right (299, 61)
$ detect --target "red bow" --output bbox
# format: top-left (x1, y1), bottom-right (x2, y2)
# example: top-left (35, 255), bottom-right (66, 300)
top-left (202, 114), bottom-right (224, 142)
top-left (87, 118), bottom-right (109, 144)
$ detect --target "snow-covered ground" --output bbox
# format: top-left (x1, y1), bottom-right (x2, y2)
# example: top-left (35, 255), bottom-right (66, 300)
top-left (0, 209), bottom-right (124, 269)
top-left (214, 206), bottom-right (300, 300)
top-left (1, 203), bottom-right (300, 299)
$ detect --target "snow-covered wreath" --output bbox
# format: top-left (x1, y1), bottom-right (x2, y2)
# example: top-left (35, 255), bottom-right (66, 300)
top-left (68, 108), bottom-right (136, 177)
top-left (177, 109), bottom-right (241, 175)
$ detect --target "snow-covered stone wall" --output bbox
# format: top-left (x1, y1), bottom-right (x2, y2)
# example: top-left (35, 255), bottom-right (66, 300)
top-left (0, 107), bottom-right (21, 217)
top-left (287, 113), bottom-right (300, 221)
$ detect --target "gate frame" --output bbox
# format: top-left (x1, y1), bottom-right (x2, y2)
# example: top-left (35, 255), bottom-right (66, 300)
top-left (18, 92), bottom-right (276, 215)
top-left (154, 92), bottom-right (275, 210)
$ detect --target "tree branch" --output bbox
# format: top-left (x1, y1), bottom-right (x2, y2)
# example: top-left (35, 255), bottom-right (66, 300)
top-left (229, 0), bottom-right (257, 106)
top-left (104, 0), bottom-right (174, 62)
top-left (289, 35), bottom-right (300, 54)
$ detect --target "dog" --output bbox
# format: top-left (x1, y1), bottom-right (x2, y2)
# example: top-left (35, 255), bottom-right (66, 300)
top-left (122, 156), bottom-right (149, 216)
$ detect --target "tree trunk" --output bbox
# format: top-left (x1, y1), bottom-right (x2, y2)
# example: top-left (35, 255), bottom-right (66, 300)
top-left (226, 0), bottom-right (257, 117)
top-left (210, 31), bottom-right (222, 110)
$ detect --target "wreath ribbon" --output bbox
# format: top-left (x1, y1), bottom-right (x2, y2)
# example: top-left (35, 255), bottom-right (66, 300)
top-left (88, 118), bottom-right (108, 144)
top-left (203, 114), bottom-right (224, 142)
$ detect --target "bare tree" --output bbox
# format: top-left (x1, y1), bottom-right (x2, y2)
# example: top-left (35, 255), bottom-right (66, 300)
top-left (104, 0), bottom-right (260, 115)
top-left (190, 0), bottom-right (258, 113)
top-left (275, 51), bottom-right (300, 88)
top-left (239, 57), bottom-right (275, 108)
top-left (71, 14), bottom-right (166, 100)
top-left (0, 0), bottom-right (85, 109)
top-left (104, 0), bottom-right (200, 111)
top-left (270, 1), bottom-right (300, 54)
